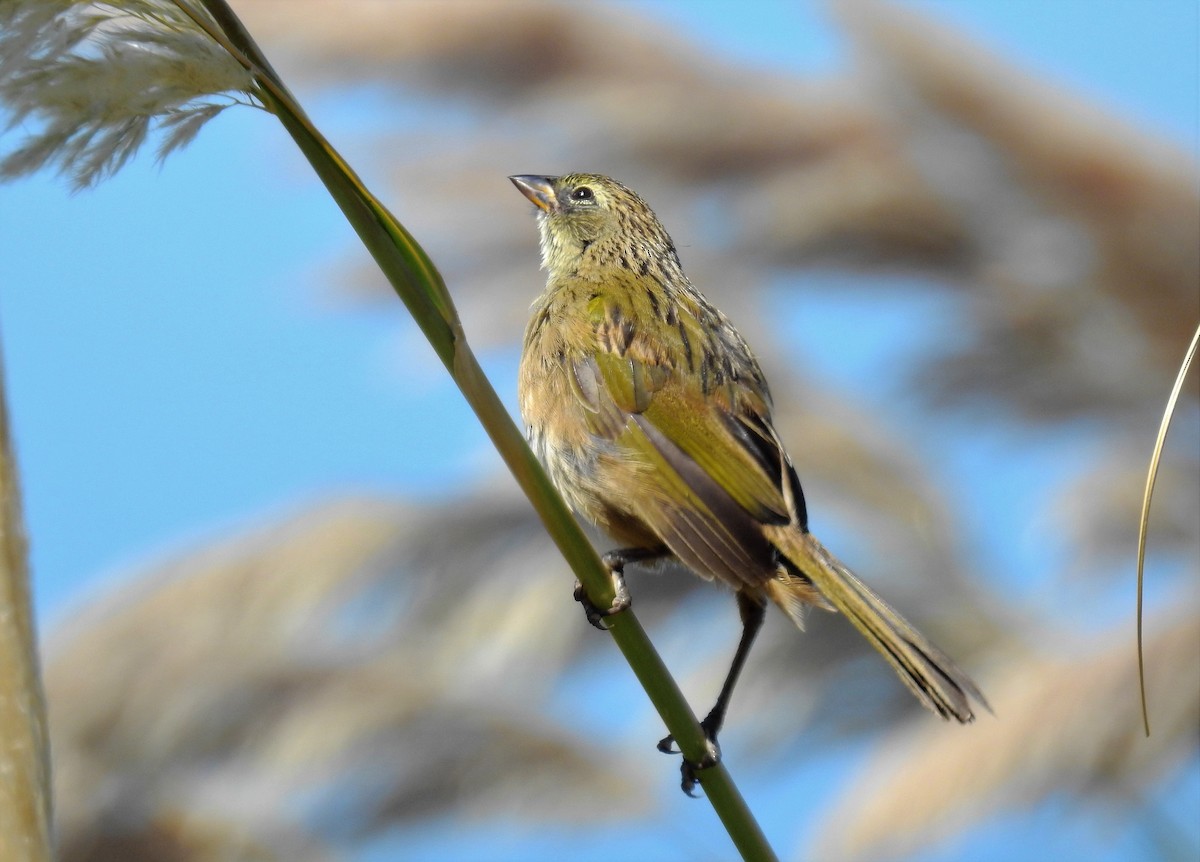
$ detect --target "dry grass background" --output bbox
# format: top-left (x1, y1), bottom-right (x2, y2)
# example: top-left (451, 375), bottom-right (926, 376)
top-left (8, 0), bottom-right (1196, 859)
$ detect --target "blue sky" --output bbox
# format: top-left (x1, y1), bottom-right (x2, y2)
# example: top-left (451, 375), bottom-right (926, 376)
top-left (0, 1), bottom-right (1197, 858)
top-left (2, 0), bottom-right (1194, 621)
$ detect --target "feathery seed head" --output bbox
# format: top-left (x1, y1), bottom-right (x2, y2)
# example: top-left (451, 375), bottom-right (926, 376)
top-left (0, 1), bottom-right (261, 189)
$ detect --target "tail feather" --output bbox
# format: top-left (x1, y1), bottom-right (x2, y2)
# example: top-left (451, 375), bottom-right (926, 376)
top-left (765, 527), bottom-right (988, 723)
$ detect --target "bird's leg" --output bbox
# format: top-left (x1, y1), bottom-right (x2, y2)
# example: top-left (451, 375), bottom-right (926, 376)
top-left (573, 545), bottom-right (668, 630)
top-left (659, 591), bottom-right (767, 796)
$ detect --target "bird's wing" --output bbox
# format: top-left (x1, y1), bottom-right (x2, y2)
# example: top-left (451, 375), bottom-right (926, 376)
top-left (569, 290), bottom-right (807, 586)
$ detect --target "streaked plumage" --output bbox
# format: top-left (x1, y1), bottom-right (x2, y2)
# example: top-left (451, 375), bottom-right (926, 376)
top-left (510, 173), bottom-right (987, 788)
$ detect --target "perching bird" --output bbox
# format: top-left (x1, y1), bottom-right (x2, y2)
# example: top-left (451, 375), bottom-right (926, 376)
top-left (510, 173), bottom-right (987, 794)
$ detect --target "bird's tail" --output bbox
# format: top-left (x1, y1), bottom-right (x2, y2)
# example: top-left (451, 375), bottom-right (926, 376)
top-left (764, 527), bottom-right (988, 723)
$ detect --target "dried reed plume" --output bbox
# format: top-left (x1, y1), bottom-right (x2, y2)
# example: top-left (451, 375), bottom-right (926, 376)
top-left (0, 1), bottom-right (259, 189)
top-left (811, 602), bottom-right (1200, 861)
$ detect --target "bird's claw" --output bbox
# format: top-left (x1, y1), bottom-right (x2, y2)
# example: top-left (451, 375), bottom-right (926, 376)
top-left (658, 725), bottom-right (721, 797)
top-left (573, 572), bottom-right (630, 630)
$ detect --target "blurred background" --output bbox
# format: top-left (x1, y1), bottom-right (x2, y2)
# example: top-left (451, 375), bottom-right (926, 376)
top-left (0, 0), bottom-right (1197, 859)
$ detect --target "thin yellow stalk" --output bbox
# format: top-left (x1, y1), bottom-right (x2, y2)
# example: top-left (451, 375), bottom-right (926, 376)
top-left (1136, 322), bottom-right (1198, 736)
top-left (0, 344), bottom-right (51, 862)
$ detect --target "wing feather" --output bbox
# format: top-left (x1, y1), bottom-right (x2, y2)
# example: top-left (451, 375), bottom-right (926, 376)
top-left (565, 293), bottom-right (802, 588)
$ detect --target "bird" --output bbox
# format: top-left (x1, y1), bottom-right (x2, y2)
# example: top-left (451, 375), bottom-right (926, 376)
top-left (509, 172), bottom-right (988, 794)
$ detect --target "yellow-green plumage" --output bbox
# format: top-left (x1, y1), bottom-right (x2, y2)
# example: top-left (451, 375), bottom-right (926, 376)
top-left (511, 173), bottom-right (986, 729)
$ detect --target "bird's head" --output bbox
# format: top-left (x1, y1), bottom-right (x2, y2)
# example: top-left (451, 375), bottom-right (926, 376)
top-left (509, 173), bottom-right (679, 279)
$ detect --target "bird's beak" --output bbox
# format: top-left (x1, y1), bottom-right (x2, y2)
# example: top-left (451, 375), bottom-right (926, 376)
top-left (509, 175), bottom-right (558, 213)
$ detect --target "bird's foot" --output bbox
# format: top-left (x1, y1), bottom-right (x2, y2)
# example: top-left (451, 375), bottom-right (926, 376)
top-left (658, 716), bottom-right (723, 797)
top-left (573, 567), bottom-right (630, 630)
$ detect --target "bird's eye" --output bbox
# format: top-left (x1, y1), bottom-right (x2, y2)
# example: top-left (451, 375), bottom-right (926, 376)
top-left (571, 186), bottom-right (594, 201)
